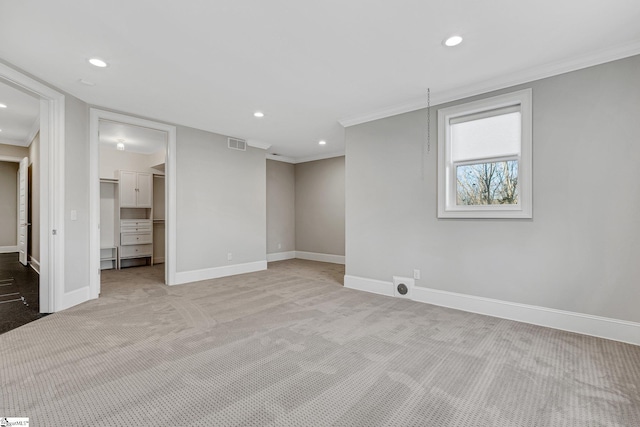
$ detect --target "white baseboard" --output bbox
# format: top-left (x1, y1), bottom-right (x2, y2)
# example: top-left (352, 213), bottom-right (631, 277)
top-left (295, 251), bottom-right (345, 265)
top-left (0, 246), bottom-right (18, 254)
top-left (344, 275), bottom-right (640, 346)
top-left (344, 275), bottom-right (394, 296)
top-left (29, 256), bottom-right (40, 274)
top-left (174, 260), bottom-right (267, 286)
top-left (266, 251), bottom-right (296, 262)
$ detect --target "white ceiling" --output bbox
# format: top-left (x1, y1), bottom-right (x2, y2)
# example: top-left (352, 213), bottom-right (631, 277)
top-left (0, 80), bottom-right (40, 147)
top-left (99, 120), bottom-right (167, 154)
top-left (1, 1), bottom-right (639, 160)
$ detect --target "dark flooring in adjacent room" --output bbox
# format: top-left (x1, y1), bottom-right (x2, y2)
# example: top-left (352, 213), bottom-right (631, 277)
top-left (0, 253), bottom-right (41, 334)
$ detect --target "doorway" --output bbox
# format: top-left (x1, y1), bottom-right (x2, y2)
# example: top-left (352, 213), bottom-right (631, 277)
top-left (89, 109), bottom-right (177, 297)
top-left (0, 76), bottom-right (47, 325)
top-left (98, 120), bottom-right (166, 281)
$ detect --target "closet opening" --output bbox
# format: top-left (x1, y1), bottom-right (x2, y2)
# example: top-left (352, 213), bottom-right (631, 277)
top-left (98, 120), bottom-right (167, 286)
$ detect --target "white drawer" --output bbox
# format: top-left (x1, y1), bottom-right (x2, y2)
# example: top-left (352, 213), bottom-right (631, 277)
top-left (120, 244), bottom-right (152, 258)
top-left (121, 224), bottom-right (152, 233)
top-left (121, 219), bottom-right (151, 227)
top-left (121, 233), bottom-right (152, 245)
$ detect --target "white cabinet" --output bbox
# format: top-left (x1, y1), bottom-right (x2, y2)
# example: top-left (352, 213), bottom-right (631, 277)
top-left (119, 219), bottom-right (153, 266)
top-left (118, 170), bottom-right (153, 268)
top-left (119, 171), bottom-right (152, 208)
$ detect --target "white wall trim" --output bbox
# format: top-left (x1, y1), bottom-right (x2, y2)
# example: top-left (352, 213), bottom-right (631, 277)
top-left (174, 260), bottom-right (267, 285)
top-left (24, 116), bottom-right (40, 147)
top-left (266, 251), bottom-right (296, 262)
top-left (0, 246), bottom-right (19, 254)
top-left (296, 251), bottom-right (345, 265)
top-left (0, 138), bottom-right (27, 147)
top-left (29, 256), bottom-right (40, 274)
top-left (294, 151), bottom-right (345, 164)
top-left (266, 154), bottom-right (296, 163)
top-left (345, 275), bottom-right (640, 346)
top-left (344, 275), bottom-right (393, 297)
top-left (267, 151), bottom-right (345, 164)
top-left (0, 155), bottom-right (23, 163)
top-left (154, 257), bottom-right (165, 264)
top-left (89, 108), bottom-right (178, 301)
top-left (0, 61), bottom-right (65, 314)
top-left (339, 40), bottom-right (640, 127)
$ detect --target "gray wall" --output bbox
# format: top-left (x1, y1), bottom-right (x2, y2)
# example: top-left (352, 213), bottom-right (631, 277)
top-left (266, 160), bottom-right (295, 254)
top-left (176, 126), bottom-right (266, 272)
top-left (0, 161), bottom-right (19, 246)
top-left (29, 132), bottom-right (40, 263)
top-left (295, 157), bottom-right (345, 256)
top-left (64, 95), bottom-right (90, 293)
top-left (345, 54), bottom-right (640, 323)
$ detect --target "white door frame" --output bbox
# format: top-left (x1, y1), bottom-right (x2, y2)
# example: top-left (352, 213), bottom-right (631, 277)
top-left (89, 109), bottom-right (177, 296)
top-left (0, 155), bottom-right (23, 254)
top-left (0, 63), bottom-right (65, 313)
top-left (18, 156), bottom-right (29, 265)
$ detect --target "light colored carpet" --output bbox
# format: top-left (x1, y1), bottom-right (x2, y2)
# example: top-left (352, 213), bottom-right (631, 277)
top-left (1, 259), bottom-right (639, 426)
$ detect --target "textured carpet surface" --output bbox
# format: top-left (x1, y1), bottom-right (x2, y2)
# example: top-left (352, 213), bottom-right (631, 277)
top-left (1, 259), bottom-right (639, 426)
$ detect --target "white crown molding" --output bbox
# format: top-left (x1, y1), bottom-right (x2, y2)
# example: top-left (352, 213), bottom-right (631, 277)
top-left (344, 275), bottom-right (640, 346)
top-left (339, 40), bottom-right (640, 127)
top-left (0, 138), bottom-right (29, 147)
top-left (266, 153), bottom-right (296, 163)
top-left (294, 151), bottom-right (345, 164)
top-left (267, 151), bottom-right (345, 164)
top-left (247, 139), bottom-right (272, 150)
top-left (24, 116), bottom-right (40, 146)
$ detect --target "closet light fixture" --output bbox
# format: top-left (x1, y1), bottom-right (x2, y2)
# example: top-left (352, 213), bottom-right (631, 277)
top-left (88, 58), bottom-right (108, 68)
top-left (254, 111), bottom-right (264, 118)
top-left (443, 35), bottom-right (463, 47)
top-left (116, 140), bottom-right (125, 151)
top-left (0, 103), bottom-right (7, 108)
top-left (319, 140), bottom-right (327, 145)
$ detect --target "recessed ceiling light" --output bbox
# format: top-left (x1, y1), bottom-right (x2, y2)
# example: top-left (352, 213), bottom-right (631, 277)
top-left (116, 142), bottom-right (125, 151)
top-left (254, 111), bottom-right (264, 118)
top-left (319, 140), bottom-right (327, 145)
top-left (0, 103), bottom-right (7, 108)
top-left (88, 58), bottom-right (108, 68)
top-left (0, 129), bottom-right (2, 132)
top-left (443, 35), bottom-right (463, 47)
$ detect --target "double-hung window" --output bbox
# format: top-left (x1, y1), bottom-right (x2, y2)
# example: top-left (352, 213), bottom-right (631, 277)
top-left (437, 89), bottom-right (532, 218)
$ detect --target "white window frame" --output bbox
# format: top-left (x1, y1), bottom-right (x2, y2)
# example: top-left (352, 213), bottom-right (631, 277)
top-left (437, 88), bottom-right (532, 219)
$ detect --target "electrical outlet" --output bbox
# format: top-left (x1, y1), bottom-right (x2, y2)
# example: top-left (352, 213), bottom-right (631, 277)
top-left (413, 269), bottom-right (421, 280)
top-left (227, 252), bottom-right (232, 261)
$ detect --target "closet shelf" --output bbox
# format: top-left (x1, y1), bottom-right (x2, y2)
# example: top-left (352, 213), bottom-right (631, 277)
top-left (153, 219), bottom-right (165, 223)
top-left (100, 178), bottom-right (119, 184)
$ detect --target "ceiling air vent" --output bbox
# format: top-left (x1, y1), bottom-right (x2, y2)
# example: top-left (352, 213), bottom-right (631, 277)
top-left (228, 137), bottom-right (247, 151)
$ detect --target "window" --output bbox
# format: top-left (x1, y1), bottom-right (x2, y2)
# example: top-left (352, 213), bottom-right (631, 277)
top-left (437, 89), bottom-right (532, 218)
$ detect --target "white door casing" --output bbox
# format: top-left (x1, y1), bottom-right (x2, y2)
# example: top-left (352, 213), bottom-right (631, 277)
top-left (89, 108), bottom-right (177, 300)
top-left (18, 156), bottom-right (29, 266)
top-left (0, 61), bottom-right (65, 313)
